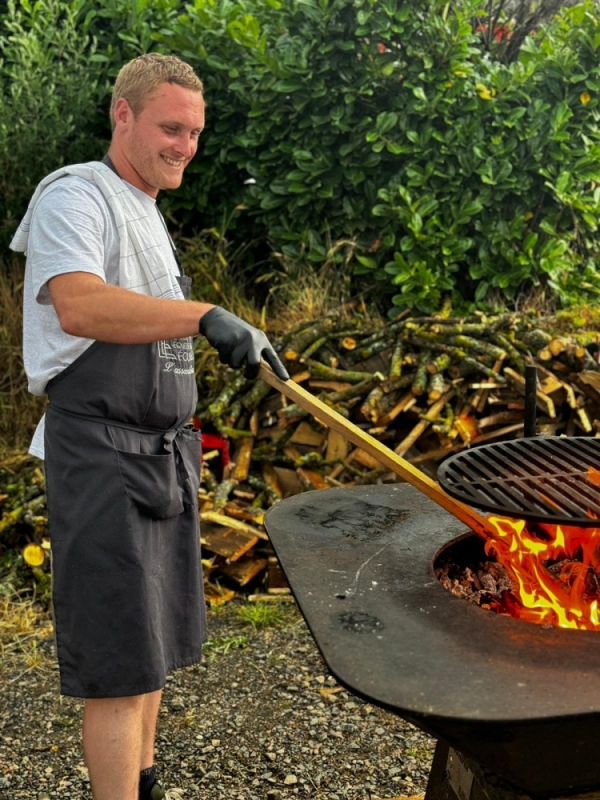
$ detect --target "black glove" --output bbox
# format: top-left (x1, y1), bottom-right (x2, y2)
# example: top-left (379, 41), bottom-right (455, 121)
top-left (199, 307), bottom-right (289, 381)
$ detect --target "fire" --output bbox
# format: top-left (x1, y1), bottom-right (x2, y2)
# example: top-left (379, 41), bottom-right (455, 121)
top-left (588, 466), bottom-right (600, 486)
top-left (485, 516), bottom-right (600, 630)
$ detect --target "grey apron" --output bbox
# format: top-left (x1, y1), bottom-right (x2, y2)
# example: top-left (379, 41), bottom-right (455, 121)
top-left (44, 274), bottom-right (206, 698)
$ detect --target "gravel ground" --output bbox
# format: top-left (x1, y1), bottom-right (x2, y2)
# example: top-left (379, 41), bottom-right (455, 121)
top-left (0, 600), bottom-right (435, 800)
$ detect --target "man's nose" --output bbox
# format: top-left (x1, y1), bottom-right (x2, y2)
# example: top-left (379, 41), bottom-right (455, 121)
top-left (174, 135), bottom-right (196, 159)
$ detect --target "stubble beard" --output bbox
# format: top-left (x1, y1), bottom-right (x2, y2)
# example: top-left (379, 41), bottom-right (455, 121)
top-left (133, 145), bottom-right (185, 193)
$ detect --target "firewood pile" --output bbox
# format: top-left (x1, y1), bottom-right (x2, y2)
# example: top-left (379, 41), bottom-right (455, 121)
top-left (196, 307), bottom-right (600, 602)
top-left (3, 307), bottom-right (600, 605)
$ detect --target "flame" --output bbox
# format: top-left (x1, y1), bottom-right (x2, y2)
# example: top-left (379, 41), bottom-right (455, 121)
top-left (485, 516), bottom-right (600, 630)
top-left (588, 466), bottom-right (600, 486)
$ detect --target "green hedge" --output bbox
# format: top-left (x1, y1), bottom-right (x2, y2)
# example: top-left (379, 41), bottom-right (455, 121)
top-left (1, 0), bottom-right (600, 312)
top-left (0, 0), bottom-right (107, 242)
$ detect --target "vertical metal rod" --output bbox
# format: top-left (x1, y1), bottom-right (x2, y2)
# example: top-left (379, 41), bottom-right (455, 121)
top-left (524, 364), bottom-right (537, 438)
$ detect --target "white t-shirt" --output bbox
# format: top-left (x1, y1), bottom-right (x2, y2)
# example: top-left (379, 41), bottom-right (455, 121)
top-left (23, 175), bottom-right (180, 458)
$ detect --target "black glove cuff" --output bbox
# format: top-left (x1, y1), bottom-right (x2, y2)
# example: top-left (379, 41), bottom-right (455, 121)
top-left (199, 306), bottom-right (221, 336)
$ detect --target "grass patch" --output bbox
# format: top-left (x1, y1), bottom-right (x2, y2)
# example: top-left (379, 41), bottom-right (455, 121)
top-left (0, 590), bottom-right (53, 676)
top-left (235, 601), bottom-right (289, 630)
top-left (174, 707), bottom-right (198, 729)
top-left (202, 633), bottom-right (248, 660)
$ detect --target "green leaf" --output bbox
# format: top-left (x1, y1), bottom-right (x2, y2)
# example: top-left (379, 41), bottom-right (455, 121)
top-left (356, 254), bottom-right (377, 269)
top-left (273, 79), bottom-right (305, 92)
top-left (372, 204), bottom-right (390, 217)
top-left (376, 112), bottom-right (398, 134)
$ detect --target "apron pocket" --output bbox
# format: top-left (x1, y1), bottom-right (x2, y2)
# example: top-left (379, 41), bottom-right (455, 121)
top-left (115, 450), bottom-right (184, 519)
top-left (175, 426), bottom-right (202, 511)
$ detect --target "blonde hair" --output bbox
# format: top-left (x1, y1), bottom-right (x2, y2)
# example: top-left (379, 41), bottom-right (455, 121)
top-left (110, 53), bottom-right (203, 130)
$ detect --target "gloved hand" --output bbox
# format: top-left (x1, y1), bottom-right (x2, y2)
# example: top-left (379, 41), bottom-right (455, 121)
top-left (199, 307), bottom-right (289, 381)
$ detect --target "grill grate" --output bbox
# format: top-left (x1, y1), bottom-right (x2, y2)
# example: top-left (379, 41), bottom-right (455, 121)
top-left (438, 436), bottom-right (600, 526)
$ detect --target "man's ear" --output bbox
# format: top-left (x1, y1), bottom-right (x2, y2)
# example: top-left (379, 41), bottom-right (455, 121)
top-left (113, 97), bottom-right (132, 127)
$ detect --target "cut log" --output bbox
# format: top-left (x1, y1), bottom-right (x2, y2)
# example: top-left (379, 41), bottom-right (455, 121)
top-left (360, 386), bottom-right (386, 423)
top-left (267, 556), bottom-right (289, 591)
top-left (261, 463), bottom-right (283, 499)
top-left (349, 448), bottom-right (382, 471)
top-left (504, 367), bottom-right (556, 418)
top-left (389, 339), bottom-right (404, 378)
top-left (200, 522), bottom-right (259, 562)
top-left (290, 370), bottom-right (311, 383)
top-left (289, 421), bottom-right (325, 448)
top-left (549, 337), bottom-right (568, 356)
top-left (326, 429), bottom-right (349, 462)
top-left (231, 437), bottom-right (254, 482)
top-left (411, 349), bottom-right (431, 396)
top-left (378, 391), bottom-right (418, 426)
top-left (220, 556), bottom-right (269, 586)
top-left (427, 372), bottom-right (445, 404)
top-left (394, 390), bottom-right (454, 458)
top-left (577, 407), bottom-right (593, 433)
top-left (272, 466), bottom-right (305, 497)
top-left (204, 582), bottom-right (236, 606)
top-left (296, 468), bottom-right (330, 490)
top-left (201, 511), bottom-right (268, 541)
top-left (308, 380), bottom-right (353, 391)
top-left (283, 443), bottom-right (304, 462)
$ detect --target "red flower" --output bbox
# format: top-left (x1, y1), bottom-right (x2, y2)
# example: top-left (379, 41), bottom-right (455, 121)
top-left (493, 25), bottom-right (512, 42)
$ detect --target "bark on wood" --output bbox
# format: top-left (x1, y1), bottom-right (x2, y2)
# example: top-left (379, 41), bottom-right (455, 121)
top-left (411, 349), bottom-right (431, 396)
top-left (389, 339), bottom-right (404, 378)
top-left (427, 372), bottom-right (445, 404)
top-left (304, 359), bottom-right (378, 384)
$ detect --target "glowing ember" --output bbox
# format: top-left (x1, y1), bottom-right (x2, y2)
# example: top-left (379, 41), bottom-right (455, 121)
top-left (486, 516), bottom-right (600, 630)
top-left (588, 466), bottom-right (600, 486)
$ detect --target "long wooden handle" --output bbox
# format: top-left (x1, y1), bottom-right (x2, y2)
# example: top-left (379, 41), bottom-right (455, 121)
top-left (259, 362), bottom-right (495, 538)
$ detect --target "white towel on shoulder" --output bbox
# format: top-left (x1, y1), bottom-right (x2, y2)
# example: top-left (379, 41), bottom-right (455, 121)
top-left (10, 161), bottom-right (183, 301)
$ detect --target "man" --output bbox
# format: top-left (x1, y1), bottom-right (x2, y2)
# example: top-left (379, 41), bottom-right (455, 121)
top-left (10, 53), bottom-right (288, 800)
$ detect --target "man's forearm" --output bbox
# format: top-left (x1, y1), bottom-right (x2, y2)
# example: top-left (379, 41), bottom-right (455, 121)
top-left (49, 273), bottom-right (215, 343)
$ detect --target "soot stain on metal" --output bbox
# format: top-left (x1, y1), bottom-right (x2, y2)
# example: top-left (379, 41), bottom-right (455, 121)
top-left (337, 611), bottom-right (385, 634)
top-left (295, 500), bottom-right (409, 540)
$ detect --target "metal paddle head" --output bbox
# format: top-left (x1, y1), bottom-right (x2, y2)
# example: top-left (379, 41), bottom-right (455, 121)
top-left (438, 436), bottom-right (600, 526)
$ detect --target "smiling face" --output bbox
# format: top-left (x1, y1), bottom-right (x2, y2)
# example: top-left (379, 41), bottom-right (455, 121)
top-left (109, 82), bottom-right (205, 198)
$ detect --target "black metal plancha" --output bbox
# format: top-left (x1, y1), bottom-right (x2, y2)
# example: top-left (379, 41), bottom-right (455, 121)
top-left (264, 484), bottom-right (600, 797)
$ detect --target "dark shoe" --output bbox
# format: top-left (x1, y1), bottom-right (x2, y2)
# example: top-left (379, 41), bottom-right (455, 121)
top-left (149, 781), bottom-right (165, 800)
top-left (150, 782), bottom-right (184, 800)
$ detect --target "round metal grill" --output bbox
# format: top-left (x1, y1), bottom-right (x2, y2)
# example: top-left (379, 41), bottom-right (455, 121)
top-left (438, 436), bottom-right (600, 526)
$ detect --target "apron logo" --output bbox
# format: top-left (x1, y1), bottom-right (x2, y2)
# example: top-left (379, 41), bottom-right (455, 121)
top-left (158, 341), bottom-right (177, 361)
top-left (158, 338), bottom-right (195, 375)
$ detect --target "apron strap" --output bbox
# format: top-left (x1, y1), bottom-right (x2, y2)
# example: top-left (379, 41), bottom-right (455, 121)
top-left (48, 402), bottom-right (187, 436)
